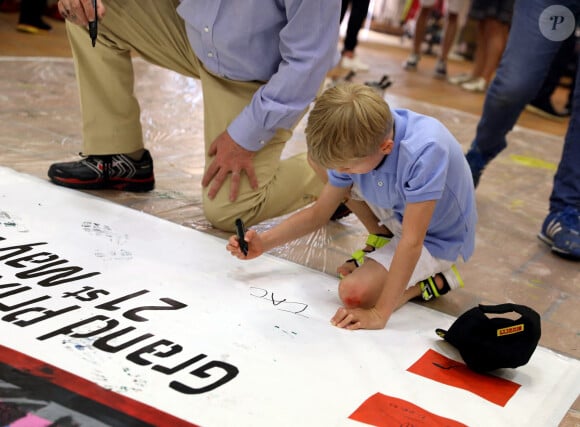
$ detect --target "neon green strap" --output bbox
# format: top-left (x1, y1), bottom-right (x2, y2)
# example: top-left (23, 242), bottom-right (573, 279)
top-left (349, 234), bottom-right (392, 267)
top-left (365, 234), bottom-right (391, 250)
top-left (420, 277), bottom-right (439, 301)
top-left (350, 249), bottom-right (366, 267)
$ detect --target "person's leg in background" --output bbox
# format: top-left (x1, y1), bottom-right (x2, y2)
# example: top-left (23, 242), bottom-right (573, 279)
top-left (403, 0), bottom-right (436, 71)
top-left (526, 33), bottom-right (576, 120)
top-left (340, 0), bottom-right (372, 71)
top-left (542, 47), bottom-right (580, 259)
top-left (448, 1), bottom-right (483, 85)
top-left (460, 0), bottom-right (514, 92)
top-left (17, 0), bottom-right (51, 33)
top-left (465, 0), bottom-right (579, 258)
top-left (565, 60), bottom-right (576, 114)
top-left (465, 0), bottom-right (562, 185)
top-left (433, 0), bottom-right (462, 78)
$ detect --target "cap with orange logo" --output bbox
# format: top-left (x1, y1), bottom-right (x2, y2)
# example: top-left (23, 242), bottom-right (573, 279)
top-left (436, 303), bottom-right (541, 372)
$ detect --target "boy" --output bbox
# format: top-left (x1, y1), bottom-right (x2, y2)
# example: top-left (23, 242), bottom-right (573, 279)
top-left (226, 83), bottom-right (477, 330)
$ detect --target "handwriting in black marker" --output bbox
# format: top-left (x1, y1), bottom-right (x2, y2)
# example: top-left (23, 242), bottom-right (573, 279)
top-left (249, 287), bottom-right (309, 317)
top-left (274, 325), bottom-right (298, 337)
top-left (432, 362), bottom-right (463, 370)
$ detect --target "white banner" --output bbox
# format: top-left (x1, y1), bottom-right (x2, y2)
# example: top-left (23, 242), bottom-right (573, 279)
top-left (0, 167), bottom-right (578, 427)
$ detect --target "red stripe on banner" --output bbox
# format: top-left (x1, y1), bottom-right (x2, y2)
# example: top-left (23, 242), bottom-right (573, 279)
top-left (0, 344), bottom-right (198, 427)
top-left (407, 349), bottom-right (520, 406)
top-left (349, 392), bottom-right (466, 427)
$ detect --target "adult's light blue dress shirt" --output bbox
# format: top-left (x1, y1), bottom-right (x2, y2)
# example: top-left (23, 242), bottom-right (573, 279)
top-left (177, 0), bottom-right (341, 152)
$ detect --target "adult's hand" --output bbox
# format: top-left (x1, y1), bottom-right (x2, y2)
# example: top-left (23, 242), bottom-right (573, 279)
top-left (202, 131), bottom-right (259, 202)
top-left (58, 0), bottom-right (105, 26)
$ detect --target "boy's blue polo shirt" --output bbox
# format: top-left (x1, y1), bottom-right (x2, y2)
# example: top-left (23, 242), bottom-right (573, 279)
top-left (328, 109), bottom-right (477, 262)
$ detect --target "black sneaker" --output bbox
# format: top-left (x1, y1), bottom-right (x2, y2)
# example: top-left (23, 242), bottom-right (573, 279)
top-left (525, 99), bottom-right (569, 121)
top-left (48, 150), bottom-right (155, 192)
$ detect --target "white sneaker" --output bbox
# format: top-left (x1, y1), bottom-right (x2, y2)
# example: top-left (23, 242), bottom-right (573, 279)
top-left (433, 59), bottom-right (447, 79)
top-left (402, 53), bottom-right (420, 71)
top-left (447, 73), bottom-right (472, 85)
top-left (461, 77), bottom-right (487, 92)
top-left (341, 55), bottom-right (370, 72)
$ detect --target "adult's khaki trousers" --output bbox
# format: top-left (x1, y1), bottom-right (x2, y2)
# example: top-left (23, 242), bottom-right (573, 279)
top-left (67, 0), bottom-right (323, 231)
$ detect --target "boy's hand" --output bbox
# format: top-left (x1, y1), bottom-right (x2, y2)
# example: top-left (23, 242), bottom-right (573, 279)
top-left (226, 229), bottom-right (263, 259)
top-left (330, 306), bottom-right (388, 330)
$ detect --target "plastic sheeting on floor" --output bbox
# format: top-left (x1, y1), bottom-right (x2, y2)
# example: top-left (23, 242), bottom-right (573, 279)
top-left (0, 167), bottom-right (578, 427)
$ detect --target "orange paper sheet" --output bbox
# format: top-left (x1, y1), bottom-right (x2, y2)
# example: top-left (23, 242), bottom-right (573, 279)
top-left (407, 349), bottom-right (520, 406)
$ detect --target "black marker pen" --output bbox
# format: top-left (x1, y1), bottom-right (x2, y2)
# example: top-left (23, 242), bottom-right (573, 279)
top-left (235, 218), bottom-right (248, 256)
top-left (88, 0), bottom-right (98, 47)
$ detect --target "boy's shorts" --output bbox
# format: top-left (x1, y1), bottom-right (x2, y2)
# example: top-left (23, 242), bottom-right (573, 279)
top-left (366, 235), bottom-right (454, 290)
top-left (420, 0), bottom-right (462, 15)
top-left (350, 187), bottom-right (455, 289)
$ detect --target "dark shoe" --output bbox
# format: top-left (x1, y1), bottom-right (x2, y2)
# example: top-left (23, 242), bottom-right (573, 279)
top-left (433, 59), bottom-right (447, 79)
top-left (402, 53), bottom-right (420, 71)
top-left (48, 150), bottom-right (155, 192)
top-left (538, 207), bottom-right (580, 260)
top-left (465, 148), bottom-right (487, 188)
top-left (330, 202), bottom-right (351, 221)
top-left (525, 100), bottom-right (569, 121)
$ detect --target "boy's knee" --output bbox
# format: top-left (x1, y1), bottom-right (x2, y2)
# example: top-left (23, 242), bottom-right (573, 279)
top-left (338, 277), bottom-right (370, 308)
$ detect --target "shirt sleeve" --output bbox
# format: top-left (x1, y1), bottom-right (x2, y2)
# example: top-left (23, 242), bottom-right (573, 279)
top-left (403, 141), bottom-right (449, 203)
top-left (327, 169), bottom-right (353, 188)
top-left (227, 0), bottom-right (341, 151)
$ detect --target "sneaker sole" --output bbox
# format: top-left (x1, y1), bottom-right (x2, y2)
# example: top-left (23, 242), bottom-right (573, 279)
top-left (447, 75), bottom-right (472, 85)
top-left (525, 104), bottom-right (568, 122)
top-left (537, 232), bottom-right (553, 247)
top-left (16, 24), bottom-right (41, 34)
top-left (550, 249), bottom-right (580, 260)
top-left (537, 232), bottom-right (580, 259)
top-left (50, 177), bottom-right (155, 192)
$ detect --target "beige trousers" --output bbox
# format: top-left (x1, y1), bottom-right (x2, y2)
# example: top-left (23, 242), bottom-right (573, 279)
top-left (67, 0), bottom-right (323, 231)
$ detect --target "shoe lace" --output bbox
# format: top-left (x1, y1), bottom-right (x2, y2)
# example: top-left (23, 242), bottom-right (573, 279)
top-left (79, 152), bottom-right (112, 183)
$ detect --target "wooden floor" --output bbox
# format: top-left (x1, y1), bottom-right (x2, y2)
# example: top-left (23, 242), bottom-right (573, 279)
top-left (0, 9), bottom-right (577, 426)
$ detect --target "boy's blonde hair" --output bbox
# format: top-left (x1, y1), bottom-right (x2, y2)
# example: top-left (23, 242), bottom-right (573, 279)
top-left (305, 83), bottom-right (393, 169)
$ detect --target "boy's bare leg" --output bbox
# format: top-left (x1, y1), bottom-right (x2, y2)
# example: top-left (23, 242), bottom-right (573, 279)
top-left (307, 155), bottom-right (393, 278)
top-left (338, 259), bottom-right (446, 310)
top-left (336, 198), bottom-right (393, 277)
top-left (338, 259), bottom-right (387, 308)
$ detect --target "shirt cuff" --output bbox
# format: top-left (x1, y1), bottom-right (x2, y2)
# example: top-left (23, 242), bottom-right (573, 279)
top-left (228, 118), bottom-right (276, 152)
